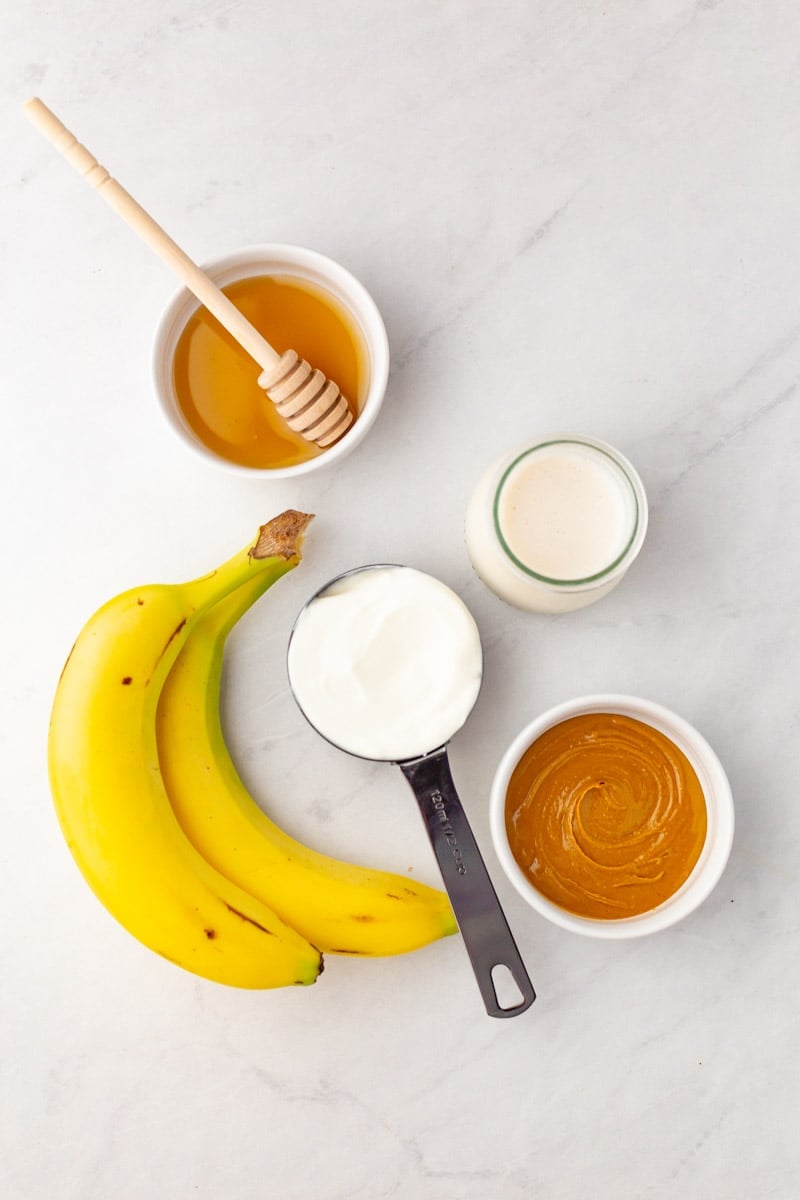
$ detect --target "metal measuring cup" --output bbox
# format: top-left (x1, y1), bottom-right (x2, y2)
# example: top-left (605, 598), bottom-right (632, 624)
top-left (287, 565), bottom-right (535, 1018)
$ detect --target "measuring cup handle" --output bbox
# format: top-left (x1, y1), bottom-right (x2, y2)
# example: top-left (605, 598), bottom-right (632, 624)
top-left (400, 748), bottom-right (535, 1018)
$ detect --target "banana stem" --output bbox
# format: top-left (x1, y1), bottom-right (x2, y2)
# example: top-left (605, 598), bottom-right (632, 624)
top-left (187, 512), bottom-right (313, 618)
top-left (199, 561), bottom-right (296, 643)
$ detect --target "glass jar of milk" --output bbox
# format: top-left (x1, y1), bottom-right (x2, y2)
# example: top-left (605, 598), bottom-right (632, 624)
top-left (465, 436), bottom-right (648, 613)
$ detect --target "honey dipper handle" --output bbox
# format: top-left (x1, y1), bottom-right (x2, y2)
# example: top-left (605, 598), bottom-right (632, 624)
top-left (23, 98), bottom-right (281, 374)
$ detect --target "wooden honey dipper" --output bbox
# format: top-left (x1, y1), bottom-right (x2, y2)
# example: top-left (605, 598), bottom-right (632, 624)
top-left (23, 98), bottom-right (353, 449)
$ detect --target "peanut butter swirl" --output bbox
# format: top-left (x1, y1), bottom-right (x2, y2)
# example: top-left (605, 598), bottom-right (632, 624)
top-left (505, 713), bottom-right (707, 919)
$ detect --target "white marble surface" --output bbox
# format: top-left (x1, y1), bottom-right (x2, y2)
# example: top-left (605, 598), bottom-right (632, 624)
top-left (2, 1), bottom-right (799, 1196)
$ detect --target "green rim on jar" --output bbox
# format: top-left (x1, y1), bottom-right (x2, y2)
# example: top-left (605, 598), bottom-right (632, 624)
top-left (492, 438), bottom-right (641, 587)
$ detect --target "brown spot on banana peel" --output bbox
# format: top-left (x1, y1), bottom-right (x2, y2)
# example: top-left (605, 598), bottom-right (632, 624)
top-left (204, 928), bottom-right (216, 939)
top-left (162, 618), bottom-right (187, 657)
top-left (121, 676), bottom-right (133, 685)
top-left (352, 915), bottom-right (376, 923)
top-left (224, 903), bottom-right (276, 935)
top-left (251, 511), bottom-right (314, 560)
top-left (220, 907), bottom-right (323, 977)
top-left (149, 618), bottom-right (189, 679)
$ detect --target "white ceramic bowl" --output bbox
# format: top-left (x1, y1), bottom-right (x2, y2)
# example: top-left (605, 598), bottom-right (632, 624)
top-left (490, 694), bottom-right (734, 938)
top-left (152, 243), bottom-right (390, 478)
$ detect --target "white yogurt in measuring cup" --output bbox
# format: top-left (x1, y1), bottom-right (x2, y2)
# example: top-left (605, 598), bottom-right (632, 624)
top-left (465, 436), bottom-right (648, 613)
top-left (287, 566), bottom-right (483, 761)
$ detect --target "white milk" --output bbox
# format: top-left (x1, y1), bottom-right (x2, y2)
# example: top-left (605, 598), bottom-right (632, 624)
top-left (287, 566), bottom-right (483, 761)
top-left (465, 437), bottom-right (647, 613)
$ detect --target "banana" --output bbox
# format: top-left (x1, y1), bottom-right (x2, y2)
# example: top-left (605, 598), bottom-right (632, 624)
top-left (157, 564), bottom-right (458, 956)
top-left (48, 512), bottom-right (322, 989)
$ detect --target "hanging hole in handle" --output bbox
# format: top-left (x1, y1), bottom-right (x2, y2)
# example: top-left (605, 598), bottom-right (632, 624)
top-left (491, 963), bottom-right (527, 1011)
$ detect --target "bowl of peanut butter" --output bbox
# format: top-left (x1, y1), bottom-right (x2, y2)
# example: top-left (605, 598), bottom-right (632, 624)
top-left (490, 695), bottom-right (734, 938)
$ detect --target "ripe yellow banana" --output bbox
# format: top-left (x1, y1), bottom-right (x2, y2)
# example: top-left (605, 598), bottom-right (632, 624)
top-left (48, 512), bottom-right (322, 989)
top-left (157, 562), bottom-right (458, 955)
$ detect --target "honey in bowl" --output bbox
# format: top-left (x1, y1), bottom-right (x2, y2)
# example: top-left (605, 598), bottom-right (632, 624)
top-left (172, 274), bottom-right (367, 469)
top-left (504, 713), bottom-right (707, 920)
